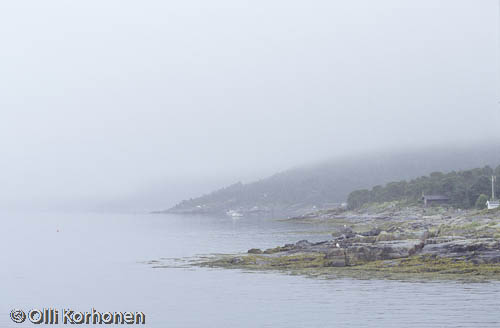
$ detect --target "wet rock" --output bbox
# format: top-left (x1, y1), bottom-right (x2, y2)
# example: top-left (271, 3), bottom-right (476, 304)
top-left (295, 240), bottom-right (312, 248)
top-left (408, 241), bottom-right (425, 256)
top-left (346, 240), bottom-right (420, 265)
top-left (375, 231), bottom-right (401, 242)
top-left (263, 244), bottom-right (295, 254)
top-left (341, 226), bottom-right (356, 239)
top-left (230, 257), bottom-right (244, 264)
top-left (361, 228), bottom-right (382, 237)
top-left (247, 248), bottom-right (263, 254)
top-left (324, 248), bottom-right (347, 267)
top-left (263, 248), bottom-right (281, 254)
top-left (421, 238), bottom-right (500, 263)
top-left (333, 226), bottom-right (357, 239)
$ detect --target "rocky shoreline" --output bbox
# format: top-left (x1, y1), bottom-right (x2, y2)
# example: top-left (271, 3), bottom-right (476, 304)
top-left (199, 202), bottom-right (500, 281)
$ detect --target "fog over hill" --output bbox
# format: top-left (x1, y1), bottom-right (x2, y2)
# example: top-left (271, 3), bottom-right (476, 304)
top-left (166, 143), bottom-right (500, 217)
top-left (1, 1), bottom-right (498, 213)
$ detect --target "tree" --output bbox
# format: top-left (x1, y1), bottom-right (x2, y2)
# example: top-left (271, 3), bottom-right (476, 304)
top-left (347, 189), bottom-right (371, 209)
top-left (475, 194), bottom-right (489, 209)
top-left (346, 165), bottom-right (500, 209)
top-left (470, 176), bottom-right (491, 206)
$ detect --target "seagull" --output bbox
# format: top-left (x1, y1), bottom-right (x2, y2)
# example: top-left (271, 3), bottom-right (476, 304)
top-left (336, 243), bottom-right (340, 248)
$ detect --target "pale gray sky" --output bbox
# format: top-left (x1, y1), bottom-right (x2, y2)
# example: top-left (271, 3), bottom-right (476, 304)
top-left (0, 0), bottom-right (499, 211)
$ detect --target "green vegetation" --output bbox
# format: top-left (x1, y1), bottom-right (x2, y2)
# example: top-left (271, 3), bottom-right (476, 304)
top-left (203, 253), bottom-right (329, 270)
top-left (475, 194), bottom-right (489, 209)
top-left (347, 255), bottom-right (500, 280)
top-left (347, 165), bottom-right (500, 209)
top-left (199, 253), bottom-right (500, 281)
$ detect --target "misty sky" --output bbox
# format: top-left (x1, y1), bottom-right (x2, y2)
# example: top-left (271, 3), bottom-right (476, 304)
top-left (1, 0), bottom-right (499, 211)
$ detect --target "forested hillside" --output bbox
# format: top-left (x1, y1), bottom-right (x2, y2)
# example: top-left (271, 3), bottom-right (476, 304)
top-left (347, 165), bottom-right (500, 209)
top-left (166, 143), bottom-right (500, 216)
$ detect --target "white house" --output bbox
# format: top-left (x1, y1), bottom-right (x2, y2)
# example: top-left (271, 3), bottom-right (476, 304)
top-left (487, 200), bottom-right (500, 210)
top-left (487, 176), bottom-right (499, 210)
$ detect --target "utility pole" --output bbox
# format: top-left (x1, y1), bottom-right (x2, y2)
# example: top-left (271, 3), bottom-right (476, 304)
top-left (492, 176), bottom-right (497, 200)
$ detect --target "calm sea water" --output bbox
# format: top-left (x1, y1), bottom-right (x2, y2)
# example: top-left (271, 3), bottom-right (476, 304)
top-left (1, 212), bottom-right (499, 327)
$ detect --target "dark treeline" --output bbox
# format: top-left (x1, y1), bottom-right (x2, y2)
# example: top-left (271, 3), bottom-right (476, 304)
top-left (347, 165), bottom-right (500, 209)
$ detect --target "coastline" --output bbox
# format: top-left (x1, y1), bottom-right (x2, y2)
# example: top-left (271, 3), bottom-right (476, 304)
top-left (195, 202), bottom-right (500, 281)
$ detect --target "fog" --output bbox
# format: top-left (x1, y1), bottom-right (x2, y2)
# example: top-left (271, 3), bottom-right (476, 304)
top-left (0, 0), bottom-right (499, 211)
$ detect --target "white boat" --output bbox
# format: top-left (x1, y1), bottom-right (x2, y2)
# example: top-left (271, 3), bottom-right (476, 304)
top-left (226, 210), bottom-right (243, 217)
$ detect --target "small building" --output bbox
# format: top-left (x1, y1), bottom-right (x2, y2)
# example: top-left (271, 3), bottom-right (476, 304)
top-left (487, 200), bottom-right (500, 210)
top-left (487, 176), bottom-right (499, 210)
top-left (422, 194), bottom-right (450, 207)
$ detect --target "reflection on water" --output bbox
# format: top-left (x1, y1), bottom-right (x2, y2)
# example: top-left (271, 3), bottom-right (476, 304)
top-left (0, 212), bottom-right (499, 327)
